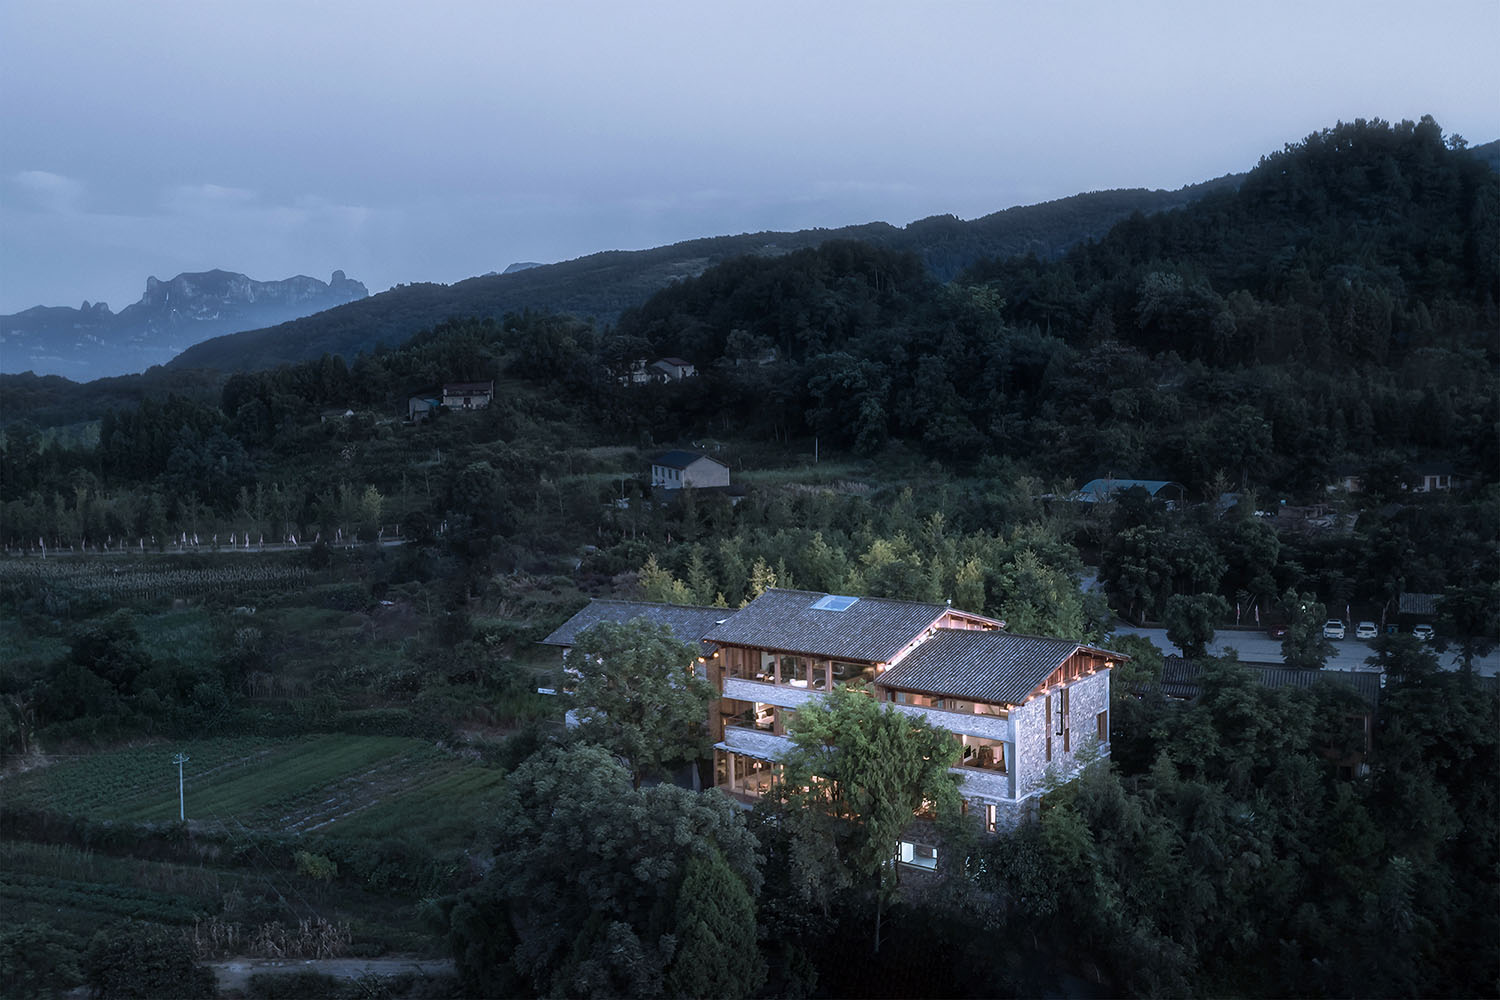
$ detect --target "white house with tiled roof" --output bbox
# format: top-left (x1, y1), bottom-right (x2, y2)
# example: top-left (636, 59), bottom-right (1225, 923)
top-left (542, 588), bottom-right (1126, 833)
top-left (650, 451), bottom-right (729, 490)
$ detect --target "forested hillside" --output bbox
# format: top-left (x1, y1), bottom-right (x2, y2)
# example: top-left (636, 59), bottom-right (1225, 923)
top-left (1, 118), bottom-right (1496, 999)
top-left (160, 181), bottom-right (1233, 373)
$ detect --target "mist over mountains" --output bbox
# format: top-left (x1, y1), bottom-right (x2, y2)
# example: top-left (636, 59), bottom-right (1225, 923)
top-left (0, 269), bottom-right (368, 381)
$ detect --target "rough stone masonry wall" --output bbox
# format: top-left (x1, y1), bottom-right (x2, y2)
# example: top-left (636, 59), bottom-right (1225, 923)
top-left (1014, 668), bottom-right (1111, 799)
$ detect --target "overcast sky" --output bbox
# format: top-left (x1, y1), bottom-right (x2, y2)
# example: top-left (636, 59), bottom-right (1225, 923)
top-left (2, 0), bottom-right (1497, 314)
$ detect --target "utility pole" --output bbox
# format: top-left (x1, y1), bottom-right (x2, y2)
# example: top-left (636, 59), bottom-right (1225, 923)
top-left (172, 752), bottom-right (190, 821)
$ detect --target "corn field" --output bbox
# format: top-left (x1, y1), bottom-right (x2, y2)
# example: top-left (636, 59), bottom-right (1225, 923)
top-left (189, 915), bottom-right (351, 960)
top-left (0, 557), bottom-right (309, 609)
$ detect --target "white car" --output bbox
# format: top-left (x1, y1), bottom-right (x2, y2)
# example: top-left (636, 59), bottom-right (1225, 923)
top-left (1412, 624), bottom-right (1434, 641)
top-left (1323, 620), bottom-right (1346, 640)
top-left (1355, 621), bottom-right (1378, 639)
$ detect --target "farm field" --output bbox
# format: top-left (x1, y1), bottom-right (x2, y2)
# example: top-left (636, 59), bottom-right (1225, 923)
top-left (3, 735), bottom-right (505, 846)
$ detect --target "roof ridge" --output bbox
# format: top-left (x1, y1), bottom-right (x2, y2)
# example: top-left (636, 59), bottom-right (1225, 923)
top-left (764, 587), bottom-right (947, 610)
top-left (589, 597), bottom-right (729, 612)
top-left (932, 627), bottom-right (1130, 660)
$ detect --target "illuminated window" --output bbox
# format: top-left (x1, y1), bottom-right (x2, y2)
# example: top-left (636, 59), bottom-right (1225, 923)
top-left (898, 841), bottom-right (938, 870)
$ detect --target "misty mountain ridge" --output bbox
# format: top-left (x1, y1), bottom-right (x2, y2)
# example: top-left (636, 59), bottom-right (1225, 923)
top-left (165, 179), bottom-right (1242, 374)
top-left (0, 269), bottom-right (368, 381)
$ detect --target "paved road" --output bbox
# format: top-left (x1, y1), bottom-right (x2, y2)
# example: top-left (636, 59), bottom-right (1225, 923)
top-left (1112, 625), bottom-right (1500, 677)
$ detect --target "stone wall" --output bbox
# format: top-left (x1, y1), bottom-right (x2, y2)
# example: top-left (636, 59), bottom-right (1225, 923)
top-left (1015, 668), bottom-right (1110, 798)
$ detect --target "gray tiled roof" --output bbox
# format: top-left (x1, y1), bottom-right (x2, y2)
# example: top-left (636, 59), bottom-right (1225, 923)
top-left (653, 450), bottom-right (724, 470)
top-left (702, 588), bottom-right (948, 663)
top-left (1398, 592), bottom-right (1439, 616)
top-left (540, 599), bottom-right (730, 653)
top-left (1152, 657), bottom-right (1383, 711)
top-left (877, 629), bottom-right (1123, 705)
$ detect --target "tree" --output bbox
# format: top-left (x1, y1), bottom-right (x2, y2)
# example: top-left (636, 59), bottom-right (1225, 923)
top-left (1, 922), bottom-right (84, 1000)
top-left (662, 847), bottom-right (767, 999)
top-left (569, 619), bottom-right (715, 788)
top-left (1279, 589), bottom-right (1335, 669)
top-left (993, 549), bottom-right (1094, 640)
top-left (775, 684), bottom-right (961, 952)
top-left (1436, 578), bottom-right (1500, 670)
top-left (469, 744), bottom-right (763, 998)
top-left (1366, 633), bottom-right (1440, 682)
top-left (1163, 592), bottom-right (1230, 659)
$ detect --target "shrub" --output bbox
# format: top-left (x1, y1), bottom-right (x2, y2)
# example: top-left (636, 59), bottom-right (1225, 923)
top-left (85, 923), bottom-right (217, 999)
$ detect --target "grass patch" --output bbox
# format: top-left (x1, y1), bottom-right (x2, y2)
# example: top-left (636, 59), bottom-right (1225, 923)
top-left (134, 606), bottom-right (218, 666)
top-left (734, 460), bottom-right (871, 489)
top-left (0, 610), bottom-right (67, 668)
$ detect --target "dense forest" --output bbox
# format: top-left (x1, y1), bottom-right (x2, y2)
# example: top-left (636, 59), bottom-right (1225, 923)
top-left (0, 118), bottom-right (1497, 997)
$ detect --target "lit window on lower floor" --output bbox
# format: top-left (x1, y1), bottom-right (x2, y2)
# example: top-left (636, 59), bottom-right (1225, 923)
top-left (898, 841), bottom-right (938, 870)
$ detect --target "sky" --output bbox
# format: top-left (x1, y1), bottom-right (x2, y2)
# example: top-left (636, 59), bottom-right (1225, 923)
top-left (2, 0), bottom-right (1498, 314)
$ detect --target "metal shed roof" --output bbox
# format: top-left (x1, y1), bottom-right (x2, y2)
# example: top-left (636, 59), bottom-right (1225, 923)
top-left (1077, 478), bottom-right (1185, 501)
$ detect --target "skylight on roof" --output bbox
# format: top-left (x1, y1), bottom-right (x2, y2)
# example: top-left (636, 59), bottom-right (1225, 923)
top-left (811, 594), bottom-right (859, 611)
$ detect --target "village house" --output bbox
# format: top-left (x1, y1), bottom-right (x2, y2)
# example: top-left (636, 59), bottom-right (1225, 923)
top-left (1408, 462), bottom-right (1454, 492)
top-left (618, 357), bottom-right (698, 385)
top-left (407, 380), bottom-right (495, 421)
top-left (542, 588), bottom-right (1126, 837)
top-left (650, 357), bottom-right (697, 381)
top-left (650, 450), bottom-right (730, 490)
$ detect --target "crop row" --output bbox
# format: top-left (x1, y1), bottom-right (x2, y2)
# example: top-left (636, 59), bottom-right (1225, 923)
top-left (0, 559), bottom-right (309, 601)
top-left (0, 871), bottom-right (206, 924)
top-left (9, 735), bottom-right (500, 847)
top-left (5, 737), bottom-right (279, 816)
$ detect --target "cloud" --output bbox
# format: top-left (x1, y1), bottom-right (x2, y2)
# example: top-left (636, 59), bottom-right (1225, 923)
top-left (10, 169), bottom-right (86, 213)
top-left (0, 175), bottom-right (384, 311)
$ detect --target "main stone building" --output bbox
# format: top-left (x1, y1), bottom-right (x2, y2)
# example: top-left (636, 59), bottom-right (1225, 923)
top-left (543, 588), bottom-right (1124, 830)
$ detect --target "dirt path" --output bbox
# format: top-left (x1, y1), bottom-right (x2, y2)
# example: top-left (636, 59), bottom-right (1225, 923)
top-left (208, 955), bottom-right (455, 994)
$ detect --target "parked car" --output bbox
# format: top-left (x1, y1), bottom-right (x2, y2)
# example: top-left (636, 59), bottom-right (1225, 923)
top-left (1355, 621), bottom-right (1378, 639)
top-left (1412, 623), bottom-right (1435, 641)
top-left (1323, 620), bottom-right (1346, 640)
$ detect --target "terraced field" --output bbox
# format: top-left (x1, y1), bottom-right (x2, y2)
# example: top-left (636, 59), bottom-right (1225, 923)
top-left (2, 735), bottom-right (505, 845)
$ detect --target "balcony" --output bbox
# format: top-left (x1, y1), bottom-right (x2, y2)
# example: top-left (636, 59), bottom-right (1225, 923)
top-left (887, 700), bottom-right (1012, 741)
top-left (722, 676), bottom-right (825, 710)
top-left (721, 724), bottom-right (791, 760)
top-left (952, 763), bottom-right (1016, 801)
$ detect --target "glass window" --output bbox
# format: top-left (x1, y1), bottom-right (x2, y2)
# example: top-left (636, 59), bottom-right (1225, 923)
top-left (781, 655), bottom-right (809, 687)
top-left (899, 841), bottom-right (939, 870)
top-left (832, 660), bottom-right (873, 684)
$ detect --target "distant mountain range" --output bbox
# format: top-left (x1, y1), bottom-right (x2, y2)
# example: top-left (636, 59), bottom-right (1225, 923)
top-left (165, 179), bottom-right (1242, 374)
top-left (0, 269), bottom-right (368, 381)
top-left (9, 135), bottom-right (1495, 385)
